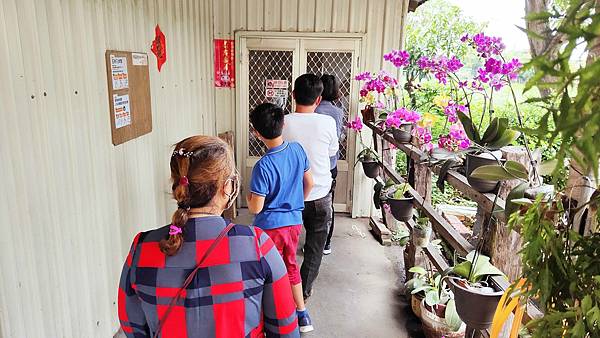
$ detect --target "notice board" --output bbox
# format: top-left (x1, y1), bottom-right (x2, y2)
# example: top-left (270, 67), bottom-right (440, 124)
top-left (105, 50), bottom-right (152, 145)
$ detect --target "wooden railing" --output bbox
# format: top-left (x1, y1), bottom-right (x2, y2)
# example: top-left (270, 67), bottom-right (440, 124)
top-left (364, 121), bottom-right (543, 334)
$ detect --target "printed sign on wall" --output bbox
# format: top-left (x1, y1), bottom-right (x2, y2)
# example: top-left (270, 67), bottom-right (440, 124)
top-left (214, 39), bottom-right (235, 88)
top-left (110, 55), bottom-right (129, 90)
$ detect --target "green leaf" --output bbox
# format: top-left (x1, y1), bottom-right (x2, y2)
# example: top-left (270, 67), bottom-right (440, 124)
top-left (425, 289), bottom-right (440, 306)
top-left (481, 117), bottom-right (500, 144)
top-left (453, 261), bottom-right (472, 278)
top-left (582, 295), bottom-right (593, 313)
top-left (505, 182), bottom-right (529, 219)
top-left (525, 10), bottom-right (553, 21)
top-left (412, 286), bottom-right (433, 295)
top-left (470, 164), bottom-right (515, 181)
top-left (457, 111), bottom-right (480, 143)
top-left (504, 160), bottom-right (529, 180)
top-left (409, 266), bottom-right (427, 276)
top-left (510, 198), bottom-right (534, 205)
top-left (487, 129), bottom-right (521, 149)
top-left (445, 299), bottom-right (464, 332)
top-left (572, 319), bottom-right (586, 337)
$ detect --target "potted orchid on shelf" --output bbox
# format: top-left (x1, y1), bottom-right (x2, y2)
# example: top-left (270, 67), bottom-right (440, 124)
top-left (348, 116), bottom-right (380, 179)
top-left (417, 33), bottom-right (530, 193)
top-left (385, 107), bottom-right (422, 143)
top-left (355, 69), bottom-right (400, 123)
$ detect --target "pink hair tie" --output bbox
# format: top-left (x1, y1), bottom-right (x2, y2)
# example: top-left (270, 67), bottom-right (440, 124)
top-left (169, 225), bottom-right (183, 236)
top-left (179, 176), bottom-right (189, 186)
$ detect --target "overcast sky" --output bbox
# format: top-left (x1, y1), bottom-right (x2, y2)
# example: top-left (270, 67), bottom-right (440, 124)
top-left (446, 0), bottom-right (530, 52)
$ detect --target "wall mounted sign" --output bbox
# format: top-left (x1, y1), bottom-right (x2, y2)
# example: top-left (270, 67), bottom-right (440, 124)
top-left (110, 55), bottom-right (129, 90)
top-left (265, 79), bottom-right (288, 109)
top-left (214, 39), bottom-right (235, 88)
top-left (151, 25), bottom-right (166, 71)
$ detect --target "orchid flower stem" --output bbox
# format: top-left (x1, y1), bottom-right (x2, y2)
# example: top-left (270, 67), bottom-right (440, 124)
top-left (468, 183), bottom-right (501, 282)
top-left (506, 78), bottom-right (540, 186)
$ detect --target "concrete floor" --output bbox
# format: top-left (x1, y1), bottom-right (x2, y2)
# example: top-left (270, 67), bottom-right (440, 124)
top-left (236, 210), bottom-right (424, 338)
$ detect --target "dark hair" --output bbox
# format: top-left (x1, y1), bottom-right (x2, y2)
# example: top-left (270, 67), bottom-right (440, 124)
top-left (293, 74), bottom-right (323, 105)
top-left (249, 103), bottom-right (285, 139)
top-left (160, 136), bottom-right (235, 256)
top-left (320, 74), bottom-right (342, 101)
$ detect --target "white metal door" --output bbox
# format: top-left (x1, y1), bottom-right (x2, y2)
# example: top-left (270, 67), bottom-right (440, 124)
top-left (237, 35), bottom-right (361, 212)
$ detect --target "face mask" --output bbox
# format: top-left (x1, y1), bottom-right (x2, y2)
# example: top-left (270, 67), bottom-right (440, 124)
top-left (224, 172), bottom-right (240, 209)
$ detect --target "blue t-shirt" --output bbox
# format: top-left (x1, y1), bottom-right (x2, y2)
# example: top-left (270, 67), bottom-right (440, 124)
top-left (250, 141), bottom-right (309, 229)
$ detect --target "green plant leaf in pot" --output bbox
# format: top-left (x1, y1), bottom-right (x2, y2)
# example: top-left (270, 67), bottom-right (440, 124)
top-left (487, 129), bottom-right (521, 149)
top-left (505, 182), bottom-right (529, 219)
top-left (504, 160), bottom-right (530, 180)
top-left (481, 117), bottom-right (500, 144)
top-left (409, 266), bottom-right (427, 276)
top-left (425, 289), bottom-right (440, 306)
top-left (445, 299), bottom-right (464, 332)
top-left (457, 111), bottom-right (480, 144)
top-left (470, 164), bottom-right (515, 181)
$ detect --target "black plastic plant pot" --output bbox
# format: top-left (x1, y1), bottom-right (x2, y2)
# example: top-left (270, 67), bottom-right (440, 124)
top-left (391, 123), bottom-right (413, 144)
top-left (465, 152), bottom-right (504, 193)
top-left (361, 161), bottom-right (380, 178)
top-left (388, 196), bottom-right (414, 222)
top-left (449, 277), bottom-right (504, 330)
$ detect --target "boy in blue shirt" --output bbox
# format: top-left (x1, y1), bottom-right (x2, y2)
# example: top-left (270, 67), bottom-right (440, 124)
top-left (247, 103), bottom-right (315, 333)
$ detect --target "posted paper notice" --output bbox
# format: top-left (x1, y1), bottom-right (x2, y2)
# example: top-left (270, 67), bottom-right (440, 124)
top-left (113, 94), bottom-right (131, 128)
top-left (110, 55), bottom-right (129, 90)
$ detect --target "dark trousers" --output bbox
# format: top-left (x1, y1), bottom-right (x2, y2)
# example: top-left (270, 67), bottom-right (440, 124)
top-left (325, 167), bottom-right (338, 248)
top-left (300, 192), bottom-right (333, 298)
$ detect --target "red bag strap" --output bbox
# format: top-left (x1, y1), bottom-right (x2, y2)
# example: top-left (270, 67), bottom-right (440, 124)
top-left (152, 222), bottom-right (235, 338)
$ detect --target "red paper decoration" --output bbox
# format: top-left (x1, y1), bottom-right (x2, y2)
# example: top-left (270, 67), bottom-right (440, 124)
top-left (151, 25), bottom-right (166, 71)
top-left (214, 39), bottom-right (235, 88)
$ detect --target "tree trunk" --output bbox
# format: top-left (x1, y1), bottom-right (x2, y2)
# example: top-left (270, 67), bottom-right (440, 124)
top-left (524, 0), bottom-right (563, 97)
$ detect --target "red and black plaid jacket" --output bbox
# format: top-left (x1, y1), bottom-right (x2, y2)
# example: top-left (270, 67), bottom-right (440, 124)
top-left (118, 216), bottom-right (300, 338)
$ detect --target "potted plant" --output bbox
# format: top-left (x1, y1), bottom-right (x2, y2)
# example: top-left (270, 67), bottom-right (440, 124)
top-left (407, 266), bottom-right (466, 337)
top-left (385, 107), bottom-right (422, 143)
top-left (448, 251), bottom-right (505, 331)
top-left (413, 215), bottom-right (432, 247)
top-left (356, 147), bottom-right (380, 179)
top-left (382, 182), bottom-right (414, 222)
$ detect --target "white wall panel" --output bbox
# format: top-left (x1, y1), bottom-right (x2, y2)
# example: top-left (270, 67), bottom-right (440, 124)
top-left (212, 0), bottom-right (409, 216)
top-left (0, 0), bottom-right (215, 337)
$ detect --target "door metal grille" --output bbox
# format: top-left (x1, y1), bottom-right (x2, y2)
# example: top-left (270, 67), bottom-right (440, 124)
top-left (306, 51), bottom-right (353, 161)
top-left (247, 50), bottom-right (294, 157)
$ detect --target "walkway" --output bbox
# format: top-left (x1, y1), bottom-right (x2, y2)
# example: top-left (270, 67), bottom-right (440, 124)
top-left (237, 211), bottom-right (423, 337)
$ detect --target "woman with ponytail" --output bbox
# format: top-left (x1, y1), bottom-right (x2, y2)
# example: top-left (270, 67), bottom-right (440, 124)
top-left (118, 135), bottom-right (300, 338)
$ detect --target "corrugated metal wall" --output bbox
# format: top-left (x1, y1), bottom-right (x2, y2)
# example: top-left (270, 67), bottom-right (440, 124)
top-left (0, 0), bottom-right (215, 337)
top-left (213, 0), bottom-right (409, 216)
top-left (0, 0), bottom-right (408, 336)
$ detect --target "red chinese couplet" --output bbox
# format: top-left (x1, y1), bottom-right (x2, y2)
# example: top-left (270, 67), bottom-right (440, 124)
top-left (214, 39), bottom-right (235, 88)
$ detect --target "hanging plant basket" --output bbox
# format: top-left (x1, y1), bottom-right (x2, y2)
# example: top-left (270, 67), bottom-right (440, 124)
top-left (361, 106), bottom-right (375, 123)
top-left (391, 123), bottom-right (413, 143)
top-left (448, 277), bottom-right (503, 330)
top-left (465, 152), bottom-right (504, 193)
top-left (361, 160), bottom-right (380, 178)
top-left (387, 194), bottom-right (414, 222)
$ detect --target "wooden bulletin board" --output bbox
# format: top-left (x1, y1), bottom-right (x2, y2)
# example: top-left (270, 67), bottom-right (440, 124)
top-left (105, 50), bottom-right (152, 145)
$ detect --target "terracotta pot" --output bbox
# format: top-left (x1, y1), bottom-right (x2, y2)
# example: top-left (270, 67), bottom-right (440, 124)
top-left (411, 293), bottom-right (425, 318)
top-left (420, 300), bottom-right (466, 338)
top-left (465, 152), bottom-right (504, 193)
top-left (449, 278), bottom-right (503, 330)
top-left (391, 123), bottom-right (413, 143)
top-left (361, 106), bottom-right (375, 123)
top-left (388, 196), bottom-right (414, 222)
top-left (361, 161), bottom-right (380, 178)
